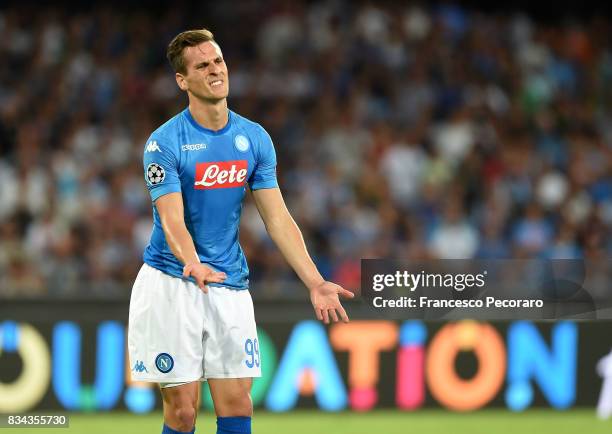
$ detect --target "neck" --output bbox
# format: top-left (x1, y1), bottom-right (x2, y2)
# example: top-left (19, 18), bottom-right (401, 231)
top-left (188, 97), bottom-right (229, 131)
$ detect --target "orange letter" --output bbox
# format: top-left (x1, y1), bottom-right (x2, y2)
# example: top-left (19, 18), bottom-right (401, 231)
top-left (426, 321), bottom-right (505, 411)
top-left (330, 321), bottom-right (398, 410)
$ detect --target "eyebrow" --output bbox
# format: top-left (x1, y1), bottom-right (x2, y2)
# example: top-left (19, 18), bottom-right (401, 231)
top-left (194, 57), bottom-right (223, 68)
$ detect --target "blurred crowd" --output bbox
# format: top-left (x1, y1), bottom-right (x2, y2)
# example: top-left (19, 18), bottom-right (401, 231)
top-left (0, 1), bottom-right (611, 298)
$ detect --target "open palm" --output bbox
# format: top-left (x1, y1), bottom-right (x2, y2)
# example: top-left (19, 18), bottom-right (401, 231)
top-left (310, 281), bottom-right (354, 324)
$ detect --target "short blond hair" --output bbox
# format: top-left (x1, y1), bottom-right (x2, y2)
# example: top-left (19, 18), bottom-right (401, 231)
top-left (167, 28), bottom-right (215, 74)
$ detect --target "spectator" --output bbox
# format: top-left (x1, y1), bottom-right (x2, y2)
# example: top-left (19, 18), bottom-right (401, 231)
top-left (0, 2), bottom-right (609, 298)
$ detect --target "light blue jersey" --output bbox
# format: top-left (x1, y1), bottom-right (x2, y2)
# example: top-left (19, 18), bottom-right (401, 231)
top-left (142, 108), bottom-right (278, 289)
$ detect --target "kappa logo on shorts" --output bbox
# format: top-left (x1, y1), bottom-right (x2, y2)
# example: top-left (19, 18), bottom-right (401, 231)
top-left (155, 353), bottom-right (174, 373)
top-left (132, 360), bottom-right (149, 373)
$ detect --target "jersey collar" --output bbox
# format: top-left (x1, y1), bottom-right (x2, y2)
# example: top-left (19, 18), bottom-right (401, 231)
top-left (183, 108), bottom-right (233, 135)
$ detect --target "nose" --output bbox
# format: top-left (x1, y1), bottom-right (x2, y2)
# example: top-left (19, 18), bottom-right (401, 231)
top-left (209, 62), bottom-right (221, 74)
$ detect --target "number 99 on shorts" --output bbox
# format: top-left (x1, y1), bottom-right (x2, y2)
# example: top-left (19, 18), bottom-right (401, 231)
top-left (244, 338), bottom-right (260, 368)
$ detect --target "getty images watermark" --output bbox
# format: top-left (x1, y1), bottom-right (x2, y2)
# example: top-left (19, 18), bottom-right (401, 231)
top-left (361, 259), bottom-right (612, 320)
top-left (371, 270), bottom-right (544, 309)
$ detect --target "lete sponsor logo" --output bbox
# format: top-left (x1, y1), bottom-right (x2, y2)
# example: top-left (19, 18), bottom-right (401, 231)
top-left (194, 160), bottom-right (248, 189)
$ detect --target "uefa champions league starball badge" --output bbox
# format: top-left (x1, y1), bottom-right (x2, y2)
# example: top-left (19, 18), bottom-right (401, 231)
top-left (146, 163), bottom-right (165, 185)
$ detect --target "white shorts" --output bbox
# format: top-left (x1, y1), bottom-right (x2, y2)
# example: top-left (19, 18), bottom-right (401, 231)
top-left (128, 263), bottom-right (261, 383)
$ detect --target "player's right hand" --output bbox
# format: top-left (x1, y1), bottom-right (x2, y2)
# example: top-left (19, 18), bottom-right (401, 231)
top-left (182, 262), bottom-right (227, 293)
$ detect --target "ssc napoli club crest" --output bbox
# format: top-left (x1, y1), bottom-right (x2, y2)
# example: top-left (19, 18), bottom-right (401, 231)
top-left (146, 163), bottom-right (165, 185)
top-left (155, 353), bottom-right (174, 373)
top-left (234, 135), bottom-right (250, 153)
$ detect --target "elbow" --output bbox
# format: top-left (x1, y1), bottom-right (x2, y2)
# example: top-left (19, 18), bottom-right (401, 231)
top-left (264, 218), bottom-right (282, 236)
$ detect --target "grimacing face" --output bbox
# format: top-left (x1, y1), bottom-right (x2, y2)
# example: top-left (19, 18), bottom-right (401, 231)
top-left (176, 41), bottom-right (229, 102)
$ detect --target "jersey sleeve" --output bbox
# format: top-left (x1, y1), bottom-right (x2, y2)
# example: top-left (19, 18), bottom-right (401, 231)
top-left (143, 136), bottom-right (182, 202)
top-left (248, 126), bottom-right (279, 190)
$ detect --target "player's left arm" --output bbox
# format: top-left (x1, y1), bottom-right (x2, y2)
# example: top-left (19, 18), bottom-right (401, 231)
top-left (251, 187), bottom-right (354, 323)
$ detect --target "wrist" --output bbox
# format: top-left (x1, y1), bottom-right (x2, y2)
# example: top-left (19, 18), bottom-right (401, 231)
top-left (306, 276), bottom-right (326, 292)
top-left (182, 260), bottom-right (200, 273)
top-left (183, 257), bottom-right (201, 267)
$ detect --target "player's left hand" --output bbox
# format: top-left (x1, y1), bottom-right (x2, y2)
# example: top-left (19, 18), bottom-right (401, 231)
top-left (309, 281), bottom-right (354, 324)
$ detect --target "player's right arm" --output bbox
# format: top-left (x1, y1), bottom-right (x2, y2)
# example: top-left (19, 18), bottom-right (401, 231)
top-left (154, 193), bottom-right (226, 291)
top-left (143, 136), bottom-right (225, 291)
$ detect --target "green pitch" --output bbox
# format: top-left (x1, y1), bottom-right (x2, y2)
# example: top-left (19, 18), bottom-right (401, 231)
top-left (5, 410), bottom-right (611, 434)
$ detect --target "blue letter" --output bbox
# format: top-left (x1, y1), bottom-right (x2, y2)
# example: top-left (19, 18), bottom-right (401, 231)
top-left (506, 321), bottom-right (577, 410)
top-left (266, 321), bottom-right (346, 412)
top-left (53, 321), bottom-right (124, 410)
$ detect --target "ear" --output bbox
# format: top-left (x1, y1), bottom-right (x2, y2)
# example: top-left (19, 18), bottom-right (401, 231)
top-left (175, 72), bottom-right (188, 92)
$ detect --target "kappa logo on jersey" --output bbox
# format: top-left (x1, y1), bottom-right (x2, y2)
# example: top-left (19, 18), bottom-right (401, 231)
top-left (146, 163), bottom-right (166, 185)
top-left (182, 143), bottom-right (208, 152)
top-left (145, 140), bottom-right (161, 153)
top-left (194, 160), bottom-right (248, 190)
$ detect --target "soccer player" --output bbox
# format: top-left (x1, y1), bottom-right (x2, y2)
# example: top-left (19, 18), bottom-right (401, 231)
top-left (128, 29), bottom-right (354, 434)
